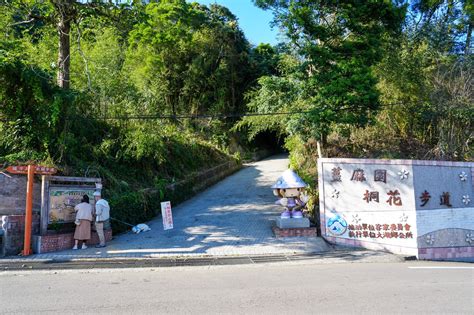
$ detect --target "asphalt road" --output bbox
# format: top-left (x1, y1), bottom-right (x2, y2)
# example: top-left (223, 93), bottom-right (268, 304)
top-left (1, 260), bottom-right (472, 314)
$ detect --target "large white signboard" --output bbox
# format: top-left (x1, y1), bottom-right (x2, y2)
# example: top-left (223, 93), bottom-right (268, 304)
top-left (318, 158), bottom-right (474, 258)
top-left (319, 160), bottom-right (417, 253)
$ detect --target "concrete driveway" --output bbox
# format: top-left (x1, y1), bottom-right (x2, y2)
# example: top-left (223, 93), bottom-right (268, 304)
top-left (11, 155), bottom-right (331, 260)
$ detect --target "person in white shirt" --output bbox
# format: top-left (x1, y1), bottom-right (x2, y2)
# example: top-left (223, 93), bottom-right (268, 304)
top-left (93, 191), bottom-right (110, 248)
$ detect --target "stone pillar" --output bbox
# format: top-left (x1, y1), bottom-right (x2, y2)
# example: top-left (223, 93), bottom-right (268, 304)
top-left (1, 214), bottom-right (40, 256)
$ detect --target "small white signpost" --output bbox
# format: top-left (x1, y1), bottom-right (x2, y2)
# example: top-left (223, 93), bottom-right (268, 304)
top-left (161, 201), bottom-right (174, 230)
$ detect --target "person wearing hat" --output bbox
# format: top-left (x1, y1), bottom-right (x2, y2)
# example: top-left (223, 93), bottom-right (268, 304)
top-left (73, 195), bottom-right (93, 250)
top-left (93, 191), bottom-right (110, 248)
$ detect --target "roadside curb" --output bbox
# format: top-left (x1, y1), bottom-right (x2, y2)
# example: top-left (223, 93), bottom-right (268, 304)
top-left (0, 249), bottom-right (407, 271)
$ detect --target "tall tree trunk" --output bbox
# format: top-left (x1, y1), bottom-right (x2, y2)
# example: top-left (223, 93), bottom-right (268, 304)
top-left (466, 22), bottom-right (472, 55)
top-left (53, 0), bottom-right (76, 90)
top-left (57, 15), bottom-right (71, 89)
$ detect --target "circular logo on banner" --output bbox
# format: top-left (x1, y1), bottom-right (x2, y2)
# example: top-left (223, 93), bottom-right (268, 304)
top-left (327, 212), bottom-right (348, 236)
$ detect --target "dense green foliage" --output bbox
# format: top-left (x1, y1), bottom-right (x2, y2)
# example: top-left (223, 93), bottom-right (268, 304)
top-left (243, 0), bottom-right (472, 163)
top-left (0, 45), bottom-right (63, 161)
top-left (0, 1), bottom-right (472, 230)
top-left (247, 0), bottom-right (405, 141)
top-left (0, 1), bottom-right (265, 232)
top-left (238, 0), bottom-right (473, 222)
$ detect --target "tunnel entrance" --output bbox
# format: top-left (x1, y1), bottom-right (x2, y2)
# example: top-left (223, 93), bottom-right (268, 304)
top-left (251, 130), bottom-right (286, 155)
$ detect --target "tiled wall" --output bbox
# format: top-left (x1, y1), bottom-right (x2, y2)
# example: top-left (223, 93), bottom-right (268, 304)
top-left (33, 229), bottom-right (113, 254)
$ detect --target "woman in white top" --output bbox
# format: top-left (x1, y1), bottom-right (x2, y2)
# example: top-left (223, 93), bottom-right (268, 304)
top-left (73, 195), bottom-right (93, 250)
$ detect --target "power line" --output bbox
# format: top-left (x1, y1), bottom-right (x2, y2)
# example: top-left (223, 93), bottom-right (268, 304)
top-left (0, 111), bottom-right (311, 122)
top-left (96, 111), bottom-right (312, 121)
top-left (0, 102), bottom-right (440, 123)
top-left (1, 111), bottom-right (307, 122)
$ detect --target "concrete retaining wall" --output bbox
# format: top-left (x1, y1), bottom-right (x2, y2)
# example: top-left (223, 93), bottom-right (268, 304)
top-left (168, 160), bottom-right (241, 192)
top-left (166, 160), bottom-right (242, 203)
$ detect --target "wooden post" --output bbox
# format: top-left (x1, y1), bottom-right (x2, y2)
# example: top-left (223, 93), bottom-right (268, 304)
top-left (40, 176), bottom-right (50, 235)
top-left (23, 165), bottom-right (35, 256)
top-left (316, 141), bottom-right (323, 159)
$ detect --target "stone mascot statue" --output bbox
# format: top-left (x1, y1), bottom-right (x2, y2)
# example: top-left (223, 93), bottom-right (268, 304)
top-left (272, 169), bottom-right (309, 219)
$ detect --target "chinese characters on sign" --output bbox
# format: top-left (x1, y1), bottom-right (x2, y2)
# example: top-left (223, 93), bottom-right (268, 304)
top-left (374, 169), bottom-right (387, 183)
top-left (419, 190), bottom-right (431, 207)
top-left (331, 167), bottom-right (342, 182)
top-left (386, 190), bottom-right (402, 206)
top-left (6, 165), bottom-right (57, 175)
top-left (363, 190), bottom-right (379, 203)
top-left (49, 189), bottom-right (95, 223)
top-left (419, 191), bottom-right (456, 208)
top-left (331, 166), bottom-right (468, 213)
top-left (161, 201), bottom-right (174, 230)
top-left (440, 192), bottom-right (452, 207)
top-left (348, 223), bottom-right (413, 239)
top-left (7, 165), bottom-right (29, 173)
top-left (351, 168), bottom-right (366, 182)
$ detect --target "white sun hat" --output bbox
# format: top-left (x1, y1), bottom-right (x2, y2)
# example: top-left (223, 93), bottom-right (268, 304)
top-left (93, 191), bottom-right (102, 197)
top-left (271, 169), bottom-right (307, 189)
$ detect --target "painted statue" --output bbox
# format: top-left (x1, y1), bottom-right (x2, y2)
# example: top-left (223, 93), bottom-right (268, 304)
top-left (272, 169), bottom-right (309, 219)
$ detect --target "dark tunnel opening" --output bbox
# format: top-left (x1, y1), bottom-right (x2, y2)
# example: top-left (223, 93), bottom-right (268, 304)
top-left (251, 130), bottom-right (286, 155)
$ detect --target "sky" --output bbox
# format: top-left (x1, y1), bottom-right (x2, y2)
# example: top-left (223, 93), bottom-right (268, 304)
top-left (188, 0), bottom-right (280, 46)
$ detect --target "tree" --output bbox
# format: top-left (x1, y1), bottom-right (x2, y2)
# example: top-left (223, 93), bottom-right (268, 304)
top-left (250, 43), bottom-right (280, 79)
top-left (250, 0), bottom-right (405, 152)
top-left (429, 58), bottom-right (473, 158)
top-left (405, 0), bottom-right (473, 54)
top-left (0, 41), bottom-right (65, 161)
top-left (126, 1), bottom-right (252, 117)
top-left (4, 0), bottom-right (139, 89)
top-left (372, 1), bottom-right (473, 160)
top-left (126, 0), bottom-right (206, 116)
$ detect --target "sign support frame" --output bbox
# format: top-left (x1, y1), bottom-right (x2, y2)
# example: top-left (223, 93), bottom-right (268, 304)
top-left (40, 176), bottom-right (102, 235)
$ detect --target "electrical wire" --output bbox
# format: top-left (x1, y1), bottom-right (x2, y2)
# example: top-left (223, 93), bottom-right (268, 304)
top-left (0, 110), bottom-right (313, 122)
top-left (96, 110), bottom-right (312, 121)
top-left (0, 102), bottom-right (422, 122)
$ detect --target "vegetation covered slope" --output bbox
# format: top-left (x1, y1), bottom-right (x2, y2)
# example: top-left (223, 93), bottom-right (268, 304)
top-left (0, 1), bottom-right (274, 232)
top-left (242, 0), bottom-right (473, 176)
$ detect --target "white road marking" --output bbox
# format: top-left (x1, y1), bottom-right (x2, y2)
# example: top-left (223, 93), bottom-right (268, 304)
top-left (409, 266), bottom-right (474, 269)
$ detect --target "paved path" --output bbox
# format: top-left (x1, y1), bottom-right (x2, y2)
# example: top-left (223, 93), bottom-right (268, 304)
top-left (10, 155), bottom-right (332, 261)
